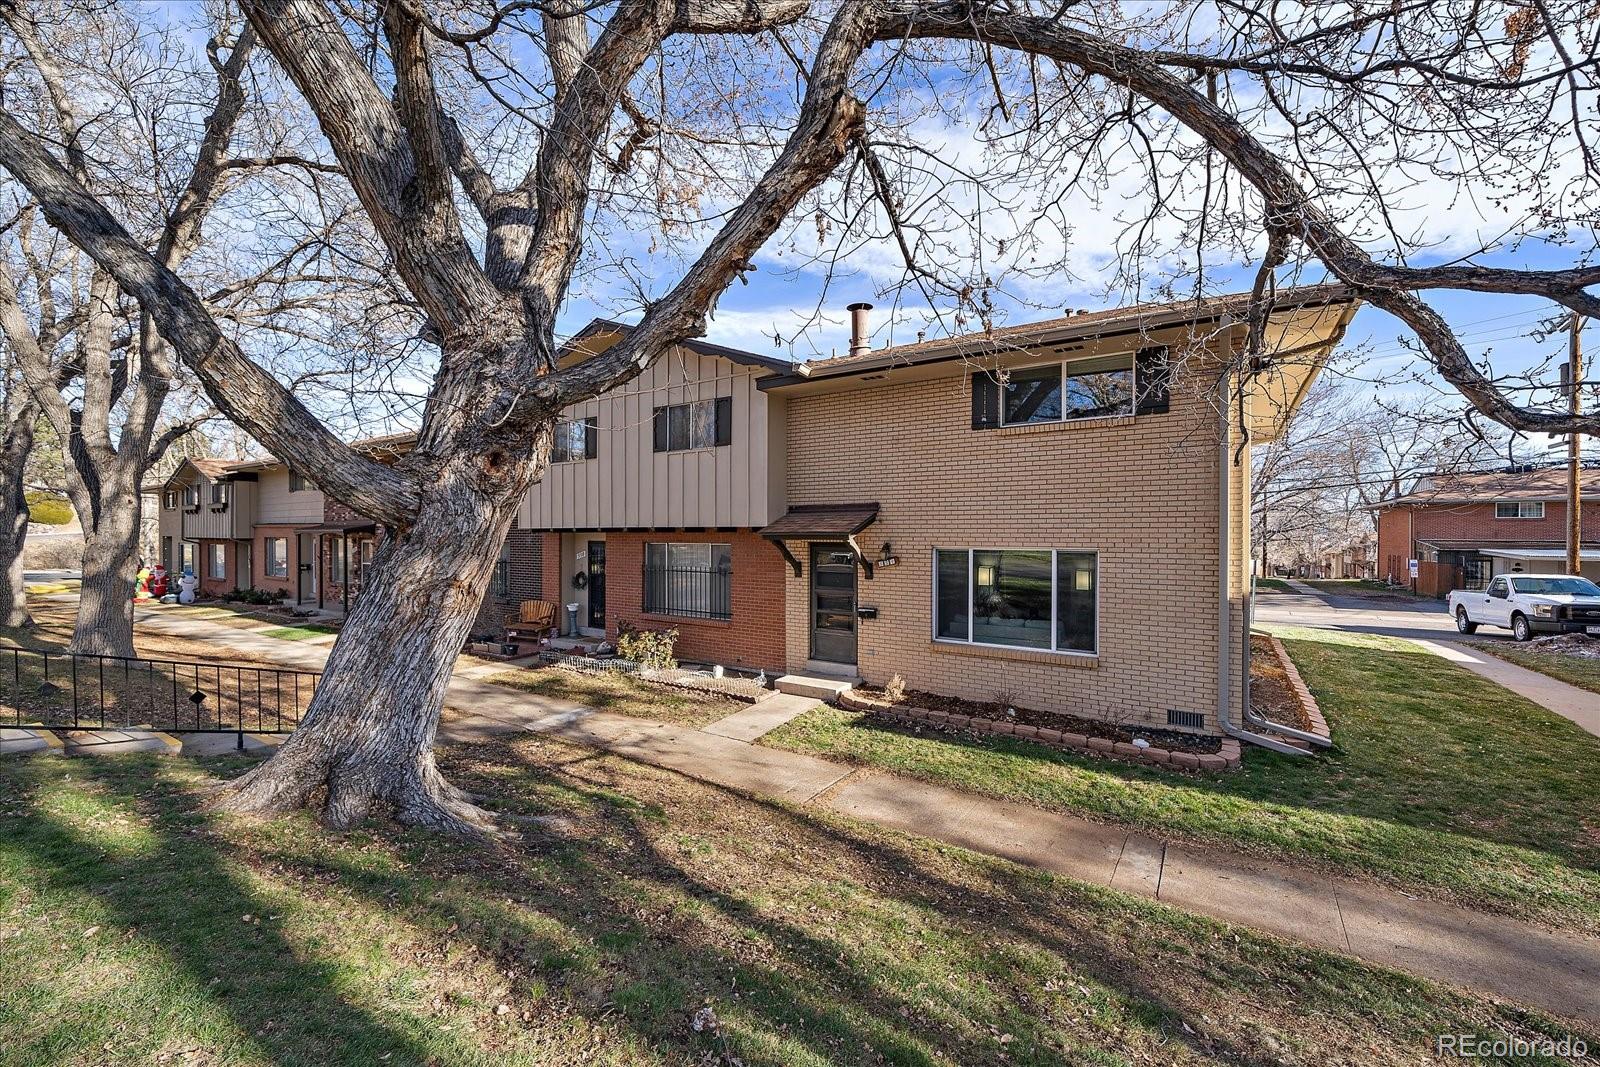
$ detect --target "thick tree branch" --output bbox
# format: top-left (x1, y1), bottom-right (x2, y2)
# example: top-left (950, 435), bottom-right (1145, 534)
top-left (536, 0), bottom-right (872, 405)
top-left (0, 111), bottom-right (422, 527)
top-left (239, 0), bottom-right (498, 333)
top-left (876, 1), bottom-right (1600, 436)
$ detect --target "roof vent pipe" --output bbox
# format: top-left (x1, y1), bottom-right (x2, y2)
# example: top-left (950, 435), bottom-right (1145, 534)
top-left (847, 302), bottom-right (873, 358)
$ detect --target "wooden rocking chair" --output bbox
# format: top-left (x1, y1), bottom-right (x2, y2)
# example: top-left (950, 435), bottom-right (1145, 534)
top-left (504, 598), bottom-right (557, 641)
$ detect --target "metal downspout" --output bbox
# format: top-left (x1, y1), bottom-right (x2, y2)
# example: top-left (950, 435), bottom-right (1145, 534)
top-left (1217, 360), bottom-right (1309, 757)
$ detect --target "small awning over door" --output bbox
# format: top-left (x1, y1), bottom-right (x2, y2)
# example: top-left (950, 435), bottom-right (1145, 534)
top-left (760, 503), bottom-right (880, 577)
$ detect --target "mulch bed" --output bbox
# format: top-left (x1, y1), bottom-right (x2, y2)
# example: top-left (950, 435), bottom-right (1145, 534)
top-left (852, 686), bottom-right (1223, 755)
top-left (1249, 634), bottom-right (1313, 732)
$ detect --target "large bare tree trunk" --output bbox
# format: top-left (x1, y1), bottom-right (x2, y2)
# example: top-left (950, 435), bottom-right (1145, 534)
top-left (70, 485), bottom-right (140, 657)
top-left (0, 452), bottom-right (31, 630)
top-left (212, 433), bottom-right (545, 834)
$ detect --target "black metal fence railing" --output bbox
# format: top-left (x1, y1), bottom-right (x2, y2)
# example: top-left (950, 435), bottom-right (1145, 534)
top-left (642, 564), bottom-right (732, 621)
top-left (1, 647), bottom-right (317, 739)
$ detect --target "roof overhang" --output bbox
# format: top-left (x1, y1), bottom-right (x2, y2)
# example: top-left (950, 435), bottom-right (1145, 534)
top-left (559, 318), bottom-right (794, 375)
top-left (759, 503), bottom-right (881, 577)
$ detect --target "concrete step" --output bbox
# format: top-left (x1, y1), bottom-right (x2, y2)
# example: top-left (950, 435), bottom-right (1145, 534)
top-left (59, 728), bottom-right (182, 756)
top-left (775, 675), bottom-right (854, 701)
top-left (0, 728), bottom-right (65, 757)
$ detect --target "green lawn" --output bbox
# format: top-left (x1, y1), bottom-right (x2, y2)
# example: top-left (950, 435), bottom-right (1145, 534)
top-left (0, 744), bottom-right (1587, 1066)
top-left (1253, 577), bottom-right (1291, 591)
top-left (256, 623), bottom-right (340, 642)
top-left (1467, 639), bottom-right (1600, 695)
top-left (1304, 579), bottom-right (1430, 599)
top-left (483, 666), bottom-right (741, 728)
top-left (767, 626), bottom-right (1600, 935)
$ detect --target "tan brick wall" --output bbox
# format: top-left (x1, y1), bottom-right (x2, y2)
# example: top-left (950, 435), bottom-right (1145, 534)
top-left (781, 344), bottom-right (1250, 735)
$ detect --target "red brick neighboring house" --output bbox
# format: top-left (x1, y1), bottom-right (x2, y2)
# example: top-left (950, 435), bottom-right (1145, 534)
top-left (1373, 466), bottom-right (1600, 596)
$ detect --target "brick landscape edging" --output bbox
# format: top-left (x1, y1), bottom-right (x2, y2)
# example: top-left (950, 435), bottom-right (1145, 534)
top-left (837, 691), bottom-right (1242, 772)
top-left (1262, 633), bottom-right (1331, 742)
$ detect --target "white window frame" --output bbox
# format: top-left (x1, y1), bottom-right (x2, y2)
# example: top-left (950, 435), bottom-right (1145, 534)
top-left (206, 543), bottom-right (227, 580)
top-left (932, 548), bottom-right (1099, 657)
top-left (264, 537), bottom-right (289, 579)
top-left (1493, 501), bottom-right (1544, 519)
top-left (999, 355), bottom-right (1136, 428)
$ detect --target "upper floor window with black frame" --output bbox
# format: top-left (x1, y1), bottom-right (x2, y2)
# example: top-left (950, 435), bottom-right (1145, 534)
top-left (163, 490), bottom-right (178, 510)
top-left (1002, 355), bottom-right (1134, 426)
top-left (288, 471), bottom-right (316, 493)
top-left (653, 396), bottom-right (732, 452)
top-left (209, 480), bottom-right (229, 506)
top-left (551, 417), bottom-right (598, 463)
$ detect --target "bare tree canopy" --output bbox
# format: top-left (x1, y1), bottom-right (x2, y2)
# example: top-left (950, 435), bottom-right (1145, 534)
top-left (0, 0), bottom-right (1593, 832)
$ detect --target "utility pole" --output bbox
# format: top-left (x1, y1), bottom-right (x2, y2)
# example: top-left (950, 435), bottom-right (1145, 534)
top-left (1568, 312), bottom-right (1584, 576)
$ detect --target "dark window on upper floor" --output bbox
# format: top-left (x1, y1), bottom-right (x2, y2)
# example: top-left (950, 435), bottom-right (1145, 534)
top-left (652, 396), bottom-right (732, 452)
top-left (551, 417), bottom-right (598, 463)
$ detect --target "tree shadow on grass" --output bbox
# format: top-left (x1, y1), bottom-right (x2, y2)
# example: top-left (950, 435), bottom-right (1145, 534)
top-left (244, 738), bottom-right (1589, 1065)
top-left (0, 754), bottom-right (457, 1067)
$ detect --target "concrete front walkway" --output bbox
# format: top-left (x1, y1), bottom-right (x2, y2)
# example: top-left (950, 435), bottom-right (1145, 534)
top-left (99, 606), bottom-right (1600, 1025)
top-left (1412, 638), bottom-right (1600, 738)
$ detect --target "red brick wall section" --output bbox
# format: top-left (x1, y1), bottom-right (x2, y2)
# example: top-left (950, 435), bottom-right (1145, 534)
top-left (1375, 507), bottom-right (1413, 584)
top-left (1411, 500), bottom-right (1597, 546)
top-left (196, 539), bottom-right (234, 596)
top-left (603, 530), bottom-right (787, 673)
top-left (252, 524), bottom-right (300, 598)
top-left (539, 533), bottom-right (562, 602)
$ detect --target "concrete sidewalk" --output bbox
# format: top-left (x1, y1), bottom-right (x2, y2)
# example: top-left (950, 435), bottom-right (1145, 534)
top-left (112, 606), bottom-right (1600, 1025)
top-left (1412, 638), bottom-right (1600, 738)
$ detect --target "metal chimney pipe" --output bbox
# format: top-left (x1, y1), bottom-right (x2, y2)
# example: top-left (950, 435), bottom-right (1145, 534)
top-left (847, 302), bottom-right (873, 358)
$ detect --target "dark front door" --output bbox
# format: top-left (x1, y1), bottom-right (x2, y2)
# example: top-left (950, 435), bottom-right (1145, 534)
top-left (587, 541), bottom-right (606, 629)
top-left (810, 543), bottom-right (857, 664)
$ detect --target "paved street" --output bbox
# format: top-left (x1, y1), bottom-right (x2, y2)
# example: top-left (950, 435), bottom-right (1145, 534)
top-left (1252, 583), bottom-right (1462, 640)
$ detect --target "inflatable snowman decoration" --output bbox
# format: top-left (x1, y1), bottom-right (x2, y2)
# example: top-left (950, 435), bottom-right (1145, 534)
top-left (177, 571), bottom-right (200, 604)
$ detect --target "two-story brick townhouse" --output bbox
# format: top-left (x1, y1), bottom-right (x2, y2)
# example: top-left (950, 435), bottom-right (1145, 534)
top-left (155, 457), bottom-right (257, 596)
top-left (156, 453), bottom-right (339, 606)
top-left (514, 321), bottom-right (794, 671)
top-left (1373, 466), bottom-right (1600, 596)
top-left (752, 285), bottom-right (1359, 738)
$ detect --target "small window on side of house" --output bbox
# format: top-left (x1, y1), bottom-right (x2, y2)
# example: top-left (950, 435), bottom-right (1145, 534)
top-left (1493, 501), bottom-right (1544, 519)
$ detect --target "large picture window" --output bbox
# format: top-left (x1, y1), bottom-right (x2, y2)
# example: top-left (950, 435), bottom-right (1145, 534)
top-left (643, 542), bottom-right (732, 619)
top-left (264, 537), bottom-right (289, 579)
top-left (934, 548), bottom-right (1097, 654)
top-left (1002, 356), bottom-right (1134, 426)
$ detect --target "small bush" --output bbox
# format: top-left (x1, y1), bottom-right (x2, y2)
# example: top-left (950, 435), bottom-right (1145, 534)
top-left (24, 492), bottom-right (72, 526)
top-left (616, 622), bottom-right (678, 670)
top-left (222, 586), bottom-right (278, 605)
top-left (883, 673), bottom-right (906, 703)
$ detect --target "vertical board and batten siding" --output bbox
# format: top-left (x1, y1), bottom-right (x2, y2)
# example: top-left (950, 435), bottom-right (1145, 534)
top-left (255, 467), bottom-right (325, 525)
top-left (175, 474), bottom-right (242, 541)
top-left (520, 346), bottom-right (784, 531)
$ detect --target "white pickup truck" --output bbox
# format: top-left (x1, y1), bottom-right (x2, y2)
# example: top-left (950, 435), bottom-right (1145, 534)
top-left (1448, 573), bottom-right (1600, 641)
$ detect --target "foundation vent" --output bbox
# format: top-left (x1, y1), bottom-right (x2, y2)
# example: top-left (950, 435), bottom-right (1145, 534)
top-left (1166, 709), bottom-right (1206, 730)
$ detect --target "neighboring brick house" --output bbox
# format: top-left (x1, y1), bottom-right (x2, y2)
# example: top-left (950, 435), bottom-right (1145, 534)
top-left (1373, 467), bottom-right (1600, 595)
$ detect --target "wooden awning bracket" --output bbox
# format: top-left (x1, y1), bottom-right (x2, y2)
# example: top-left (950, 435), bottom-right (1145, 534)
top-left (772, 539), bottom-right (802, 577)
top-left (845, 534), bottom-right (874, 580)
